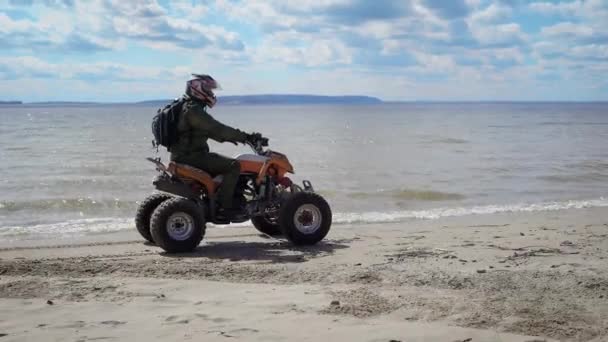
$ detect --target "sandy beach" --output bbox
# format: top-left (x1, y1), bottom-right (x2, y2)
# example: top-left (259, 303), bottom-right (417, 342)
top-left (1, 207), bottom-right (607, 341)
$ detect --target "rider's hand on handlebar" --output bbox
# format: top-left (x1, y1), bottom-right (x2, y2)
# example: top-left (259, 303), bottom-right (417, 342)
top-left (245, 132), bottom-right (261, 143)
top-left (245, 132), bottom-right (268, 146)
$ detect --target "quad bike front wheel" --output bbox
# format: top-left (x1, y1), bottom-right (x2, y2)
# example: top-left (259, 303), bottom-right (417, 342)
top-left (279, 192), bottom-right (332, 245)
top-left (135, 193), bottom-right (173, 243)
top-left (150, 198), bottom-right (205, 253)
top-left (251, 215), bottom-right (282, 236)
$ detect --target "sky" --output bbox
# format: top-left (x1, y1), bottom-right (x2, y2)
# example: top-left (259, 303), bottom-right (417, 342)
top-left (0, 0), bottom-right (607, 102)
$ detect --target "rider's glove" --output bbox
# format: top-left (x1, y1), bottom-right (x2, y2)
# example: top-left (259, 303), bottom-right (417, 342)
top-left (245, 132), bottom-right (267, 146)
top-left (245, 132), bottom-right (261, 144)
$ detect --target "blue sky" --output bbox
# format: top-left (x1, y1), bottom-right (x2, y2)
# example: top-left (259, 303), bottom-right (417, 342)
top-left (0, 0), bottom-right (607, 101)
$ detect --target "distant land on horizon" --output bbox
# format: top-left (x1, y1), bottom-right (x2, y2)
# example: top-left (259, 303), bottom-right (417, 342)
top-left (0, 95), bottom-right (383, 106)
top-left (139, 94), bottom-right (383, 105)
top-left (1, 96), bottom-right (607, 106)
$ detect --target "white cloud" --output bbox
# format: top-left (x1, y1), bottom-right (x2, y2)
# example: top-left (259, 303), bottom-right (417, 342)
top-left (493, 47), bottom-right (525, 63)
top-left (570, 44), bottom-right (608, 59)
top-left (0, 11), bottom-right (121, 51)
top-left (170, 1), bottom-right (209, 19)
top-left (107, 2), bottom-right (244, 50)
top-left (541, 22), bottom-right (594, 38)
top-left (252, 37), bottom-right (353, 67)
top-left (470, 3), bottom-right (512, 23)
top-left (535, 40), bottom-right (608, 61)
top-left (529, 0), bottom-right (608, 25)
top-left (411, 52), bottom-right (455, 73)
top-left (0, 56), bottom-right (189, 81)
top-left (0, 12), bottom-right (34, 32)
top-left (529, 1), bottom-right (581, 16)
top-left (216, 0), bottom-right (293, 28)
top-left (470, 22), bottom-right (526, 46)
top-left (1, 0), bottom-right (244, 52)
top-left (528, 0), bottom-right (608, 77)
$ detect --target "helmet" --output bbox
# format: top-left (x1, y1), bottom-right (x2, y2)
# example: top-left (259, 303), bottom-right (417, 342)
top-left (186, 74), bottom-right (220, 108)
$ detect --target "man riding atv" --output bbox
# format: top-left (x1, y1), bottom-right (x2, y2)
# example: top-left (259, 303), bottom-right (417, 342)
top-left (137, 73), bottom-right (332, 252)
top-left (171, 74), bottom-right (265, 219)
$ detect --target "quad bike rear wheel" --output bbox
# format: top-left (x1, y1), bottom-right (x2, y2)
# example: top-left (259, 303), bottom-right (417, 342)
top-left (279, 192), bottom-right (332, 245)
top-left (150, 197), bottom-right (205, 253)
top-left (251, 215), bottom-right (282, 236)
top-left (135, 193), bottom-right (173, 243)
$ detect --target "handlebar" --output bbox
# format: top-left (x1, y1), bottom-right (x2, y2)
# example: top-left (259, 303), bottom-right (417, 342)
top-left (245, 137), bottom-right (269, 155)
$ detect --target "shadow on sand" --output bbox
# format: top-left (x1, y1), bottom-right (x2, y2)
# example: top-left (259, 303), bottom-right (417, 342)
top-left (160, 237), bottom-right (351, 264)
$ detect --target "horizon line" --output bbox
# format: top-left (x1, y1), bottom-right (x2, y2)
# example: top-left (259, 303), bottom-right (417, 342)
top-left (2, 98), bottom-right (608, 105)
top-left (3, 100), bottom-right (608, 105)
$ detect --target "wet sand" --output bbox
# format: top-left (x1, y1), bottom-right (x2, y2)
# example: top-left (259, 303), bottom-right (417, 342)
top-left (1, 207), bottom-right (607, 341)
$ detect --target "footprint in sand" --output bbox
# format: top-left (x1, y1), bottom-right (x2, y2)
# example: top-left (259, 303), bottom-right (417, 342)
top-left (58, 321), bottom-right (87, 329)
top-left (99, 320), bottom-right (126, 327)
top-left (229, 328), bottom-right (259, 334)
top-left (194, 313), bottom-right (232, 323)
top-left (75, 337), bottom-right (114, 342)
top-left (164, 315), bottom-right (189, 324)
top-left (207, 328), bottom-right (259, 338)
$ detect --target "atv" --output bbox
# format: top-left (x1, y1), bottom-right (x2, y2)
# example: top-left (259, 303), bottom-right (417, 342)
top-left (135, 138), bottom-right (332, 253)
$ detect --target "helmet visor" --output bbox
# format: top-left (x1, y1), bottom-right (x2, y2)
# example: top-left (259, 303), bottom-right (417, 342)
top-left (191, 74), bottom-right (221, 90)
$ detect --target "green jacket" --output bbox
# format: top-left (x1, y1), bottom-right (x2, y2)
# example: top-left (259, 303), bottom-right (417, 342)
top-left (170, 98), bottom-right (247, 158)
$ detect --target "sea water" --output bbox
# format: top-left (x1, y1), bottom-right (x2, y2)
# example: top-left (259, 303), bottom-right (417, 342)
top-left (1, 102), bottom-right (607, 239)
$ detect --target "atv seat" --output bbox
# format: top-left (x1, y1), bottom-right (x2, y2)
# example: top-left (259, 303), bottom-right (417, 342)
top-left (167, 162), bottom-right (221, 194)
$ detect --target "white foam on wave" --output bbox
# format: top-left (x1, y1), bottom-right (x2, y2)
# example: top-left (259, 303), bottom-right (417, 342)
top-left (0, 217), bottom-right (134, 239)
top-left (333, 197), bottom-right (608, 224)
top-left (1, 198), bottom-right (607, 239)
top-left (0, 217), bottom-right (255, 240)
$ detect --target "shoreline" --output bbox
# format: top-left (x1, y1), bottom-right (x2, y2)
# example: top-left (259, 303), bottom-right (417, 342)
top-left (2, 202), bottom-right (607, 247)
top-left (1, 206), bottom-right (607, 341)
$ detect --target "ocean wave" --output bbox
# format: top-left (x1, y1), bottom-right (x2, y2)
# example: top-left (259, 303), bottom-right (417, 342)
top-left (4, 146), bottom-right (31, 152)
top-left (0, 189), bottom-right (465, 215)
top-left (0, 198), bottom-right (138, 213)
top-left (351, 189), bottom-right (465, 201)
top-left (537, 121), bottom-right (608, 126)
top-left (539, 172), bottom-right (608, 183)
top-left (333, 198), bottom-right (608, 224)
top-left (0, 217), bottom-right (134, 239)
top-left (0, 217), bottom-right (256, 239)
top-left (566, 160), bottom-right (608, 172)
top-left (432, 138), bottom-right (469, 144)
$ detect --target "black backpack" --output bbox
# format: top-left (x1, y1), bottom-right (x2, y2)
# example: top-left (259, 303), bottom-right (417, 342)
top-left (151, 97), bottom-right (185, 150)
